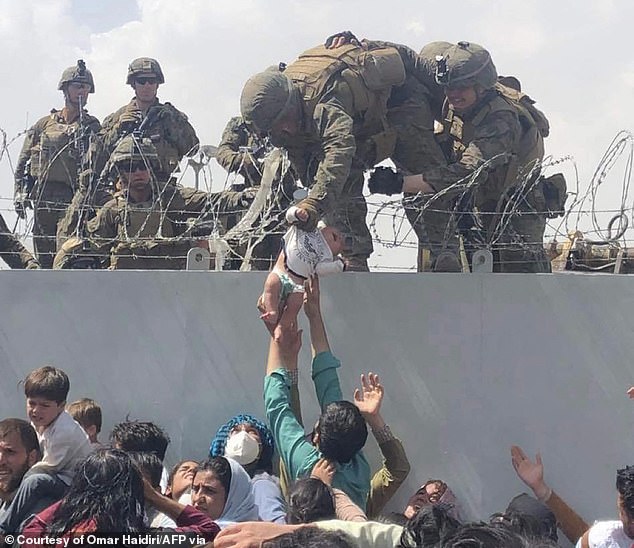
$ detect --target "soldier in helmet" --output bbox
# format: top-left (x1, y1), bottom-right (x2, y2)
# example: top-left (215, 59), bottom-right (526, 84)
top-left (53, 135), bottom-right (255, 270)
top-left (216, 114), bottom-right (298, 271)
top-left (13, 60), bottom-right (100, 268)
top-left (368, 41), bottom-right (551, 272)
top-left (240, 42), bottom-right (445, 272)
top-left (100, 57), bottom-right (199, 181)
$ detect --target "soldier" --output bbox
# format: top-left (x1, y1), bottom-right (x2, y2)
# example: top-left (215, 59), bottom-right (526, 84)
top-left (0, 214), bottom-right (40, 269)
top-left (239, 43), bottom-right (444, 272)
top-left (369, 41), bottom-right (551, 272)
top-left (14, 60), bottom-right (100, 268)
top-left (53, 135), bottom-right (254, 270)
top-left (58, 57), bottom-right (200, 249)
top-left (101, 57), bottom-right (199, 181)
top-left (216, 115), bottom-right (298, 271)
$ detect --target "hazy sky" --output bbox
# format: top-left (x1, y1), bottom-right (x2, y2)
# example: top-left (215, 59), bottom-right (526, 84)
top-left (1, 0), bottom-right (632, 270)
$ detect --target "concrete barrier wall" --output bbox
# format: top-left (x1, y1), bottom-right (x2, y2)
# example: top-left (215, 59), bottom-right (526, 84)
top-left (1, 270), bottom-right (633, 538)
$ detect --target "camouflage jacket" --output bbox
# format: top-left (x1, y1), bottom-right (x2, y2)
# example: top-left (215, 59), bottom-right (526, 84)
top-left (100, 98), bottom-right (199, 177)
top-left (216, 116), bottom-right (265, 186)
top-left (14, 109), bottom-right (101, 195)
top-left (421, 89), bottom-right (544, 203)
top-left (86, 183), bottom-right (253, 269)
top-left (0, 213), bottom-right (39, 269)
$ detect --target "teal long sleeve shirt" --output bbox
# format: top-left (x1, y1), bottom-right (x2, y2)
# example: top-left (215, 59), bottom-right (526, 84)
top-left (264, 351), bottom-right (371, 510)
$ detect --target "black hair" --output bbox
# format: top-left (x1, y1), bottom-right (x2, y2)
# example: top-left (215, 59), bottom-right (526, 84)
top-left (316, 401), bottom-right (367, 464)
top-left (617, 466), bottom-right (634, 519)
top-left (262, 527), bottom-right (355, 548)
top-left (48, 449), bottom-right (146, 535)
top-left (400, 503), bottom-right (461, 548)
top-left (442, 521), bottom-right (525, 548)
top-left (24, 366), bottom-right (70, 403)
top-left (197, 456), bottom-right (232, 496)
top-left (128, 451), bottom-right (163, 489)
top-left (110, 420), bottom-right (170, 461)
top-left (286, 477), bottom-right (336, 524)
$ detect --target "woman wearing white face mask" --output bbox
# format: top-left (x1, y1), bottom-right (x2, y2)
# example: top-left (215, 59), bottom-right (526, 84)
top-left (210, 414), bottom-right (286, 523)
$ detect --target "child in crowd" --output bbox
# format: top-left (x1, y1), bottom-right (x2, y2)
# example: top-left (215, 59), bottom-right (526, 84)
top-left (258, 206), bottom-right (345, 341)
top-left (0, 366), bottom-right (92, 535)
top-left (66, 398), bottom-right (102, 446)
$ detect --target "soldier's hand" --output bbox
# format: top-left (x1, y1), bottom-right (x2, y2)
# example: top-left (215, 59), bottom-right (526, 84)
top-left (368, 167), bottom-right (404, 196)
top-left (324, 30), bottom-right (361, 49)
top-left (14, 193), bottom-right (31, 219)
top-left (118, 110), bottom-right (142, 132)
top-left (293, 198), bottom-right (320, 231)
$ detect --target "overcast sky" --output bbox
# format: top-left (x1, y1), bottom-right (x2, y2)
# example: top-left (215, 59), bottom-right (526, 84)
top-left (1, 0), bottom-right (632, 270)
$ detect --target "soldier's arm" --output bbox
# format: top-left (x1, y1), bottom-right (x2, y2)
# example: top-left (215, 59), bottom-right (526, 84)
top-left (85, 204), bottom-right (119, 250)
top-left (0, 214), bottom-right (38, 269)
top-left (14, 125), bottom-right (39, 194)
top-left (164, 105), bottom-right (199, 157)
top-left (215, 117), bottom-right (247, 173)
top-left (420, 109), bottom-right (519, 192)
top-left (308, 82), bottom-right (357, 215)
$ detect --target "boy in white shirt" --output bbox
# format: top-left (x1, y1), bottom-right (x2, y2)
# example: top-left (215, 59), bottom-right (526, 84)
top-left (0, 366), bottom-right (92, 534)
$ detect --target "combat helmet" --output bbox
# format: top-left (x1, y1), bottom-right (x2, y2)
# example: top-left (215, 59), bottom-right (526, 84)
top-left (240, 68), bottom-right (295, 136)
top-left (435, 41), bottom-right (498, 89)
top-left (126, 57), bottom-right (165, 85)
top-left (419, 41), bottom-right (453, 72)
top-left (110, 135), bottom-right (161, 172)
top-left (58, 60), bottom-right (95, 93)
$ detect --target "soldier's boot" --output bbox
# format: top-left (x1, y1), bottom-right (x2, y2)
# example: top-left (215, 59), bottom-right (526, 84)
top-left (344, 255), bottom-right (370, 272)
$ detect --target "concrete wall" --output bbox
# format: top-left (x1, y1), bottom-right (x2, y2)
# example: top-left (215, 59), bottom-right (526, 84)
top-left (1, 270), bottom-right (633, 538)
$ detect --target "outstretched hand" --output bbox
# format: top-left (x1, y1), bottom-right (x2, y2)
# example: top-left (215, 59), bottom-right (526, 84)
top-left (353, 372), bottom-right (384, 417)
top-left (510, 445), bottom-right (550, 500)
top-left (310, 458), bottom-right (336, 486)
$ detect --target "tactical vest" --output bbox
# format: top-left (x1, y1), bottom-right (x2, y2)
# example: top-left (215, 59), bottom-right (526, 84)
top-left (114, 194), bottom-right (176, 242)
top-left (283, 44), bottom-right (406, 138)
top-left (443, 89), bottom-right (546, 201)
top-left (29, 113), bottom-right (85, 187)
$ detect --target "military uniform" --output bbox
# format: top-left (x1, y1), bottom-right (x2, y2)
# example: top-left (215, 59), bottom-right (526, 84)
top-left (100, 98), bottom-right (198, 180)
top-left (216, 116), bottom-right (298, 271)
top-left (55, 183), bottom-right (254, 270)
top-left (0, 214), bottom-right (39, 269)
top-left (413, 42), bottom-right (550, 272)
top-left (14, 109), bottom-right (100, 268)
top-left (241, 44), bottom-right (444, 270)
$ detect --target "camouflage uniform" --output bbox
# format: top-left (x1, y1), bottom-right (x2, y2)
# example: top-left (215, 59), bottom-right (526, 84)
top-left (14, 62), bottom-right (100, 268)
top-left (0, 214), bottom-right (39, 269)
top-left (414, 42), bottom-right (550, 272)
top-left (216, 116), bottom-right (297, 270)
top-left (240, 44), bottom-right (444, 271)
top-left (58, 58), bottom-right (199, 247)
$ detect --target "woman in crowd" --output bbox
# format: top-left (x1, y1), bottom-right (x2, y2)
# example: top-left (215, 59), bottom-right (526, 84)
top-left (210, 414), bottom-right (286, 523)
top-left (22, 449), bottom-right (218, 540)
top-left (191, 456), bottom-right (259, 528)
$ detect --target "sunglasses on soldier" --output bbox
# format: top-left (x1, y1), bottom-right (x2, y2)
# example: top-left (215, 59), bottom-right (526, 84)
top-left (135, 76), bottom-right (158, 86)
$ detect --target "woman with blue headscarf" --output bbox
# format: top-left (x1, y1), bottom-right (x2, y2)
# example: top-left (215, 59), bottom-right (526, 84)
top-left (210, 414), bottom-right (286, 523)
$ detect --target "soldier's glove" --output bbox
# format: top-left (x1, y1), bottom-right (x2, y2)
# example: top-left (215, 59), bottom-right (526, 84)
top-left (324, 30), bottom-right (361, 48)
top-left (25, 260), bottom-right (40, 270)
top-left (287, 198), bottom-right (320, 231)
top-left (118, 110), bottom-right (142, 133)
top-left (368, 167), bottom-right (404, 196)
top-left (14, 192), bottom-right (31, 219)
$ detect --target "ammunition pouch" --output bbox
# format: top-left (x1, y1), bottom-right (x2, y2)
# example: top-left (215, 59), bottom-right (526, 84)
top-left (541, 173), bottom-right (567, 218)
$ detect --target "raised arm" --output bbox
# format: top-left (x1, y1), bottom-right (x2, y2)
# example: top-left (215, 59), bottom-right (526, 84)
top-left (510, 445), bottom-right (589, 544)
top-left (354, 373), bottom-right (411, 517)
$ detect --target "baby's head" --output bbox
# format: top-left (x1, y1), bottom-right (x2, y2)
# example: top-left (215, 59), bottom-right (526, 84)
top-left (319, 224), bottom-right (345, 256)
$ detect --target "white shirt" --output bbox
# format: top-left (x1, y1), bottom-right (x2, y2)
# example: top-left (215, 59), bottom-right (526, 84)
top-left (283, 225), bottom-right (343, 279)
top-left (28, 410), bottom-right (93, 485)
top-left (576, 520), bottom-right (634, 548)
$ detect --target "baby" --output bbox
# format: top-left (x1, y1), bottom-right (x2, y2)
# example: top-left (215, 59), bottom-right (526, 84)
top-left (258, 206), bottom-right (345, 340)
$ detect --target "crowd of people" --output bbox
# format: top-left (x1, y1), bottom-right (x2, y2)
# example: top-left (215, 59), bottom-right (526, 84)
top-left (0, 33), bottom-right (569, 273)
top-left (0, 273), bottom-right (632, 547)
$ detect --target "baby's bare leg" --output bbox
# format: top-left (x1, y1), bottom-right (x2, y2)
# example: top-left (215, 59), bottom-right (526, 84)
top-left (259, 272), bottom-right (282, 336)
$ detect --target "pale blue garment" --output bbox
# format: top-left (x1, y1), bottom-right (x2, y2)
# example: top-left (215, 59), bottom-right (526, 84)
top-left (215, 457), bottom-right (260, 529)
